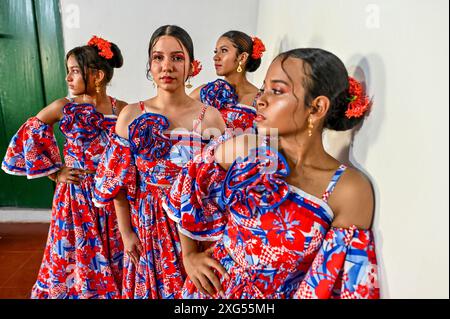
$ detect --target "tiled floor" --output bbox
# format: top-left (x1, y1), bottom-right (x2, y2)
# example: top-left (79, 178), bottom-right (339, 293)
top-left (0, 223), bottom-right (49, 299)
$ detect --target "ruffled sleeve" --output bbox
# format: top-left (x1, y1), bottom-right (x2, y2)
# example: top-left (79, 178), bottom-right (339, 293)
top-left (200, 79), bottom-right (238, 111)
top-left (200, 79), bottom-right (256, 132)
top-left (295, 226), bottom-right (379, 299)
top-left (163, 130), bottom-right (230, 240)
top-left (164, 160), bottom-right (228, 241)
top-left (1, 117), bottom-right (62, 179)
top-left (221, 146), bottom-right (290, 219)
top-left (93, 133), bottom-right (137, 207)
top-left (163, 130), bottom-right (235, 241)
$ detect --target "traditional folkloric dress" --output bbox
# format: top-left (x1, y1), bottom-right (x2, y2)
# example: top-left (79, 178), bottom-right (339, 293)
top-left (94, 102), bottom-right (211, 299)
top-left (200, 79), bottom-right (257, 132)
top-left (166, 146), bottom-right (379, 299)
top-left (1, 98), bottom-right (124, 299)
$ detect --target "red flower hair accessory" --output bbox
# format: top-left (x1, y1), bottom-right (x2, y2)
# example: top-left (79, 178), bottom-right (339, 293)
top-left (191, 60), bottom-right (202, 77)
top-left (88, 35), bottom-right (113, 60)
top-left (251, 37), bottom-right (266, 60)
top-left (345, 77), bottom-right (371, 119)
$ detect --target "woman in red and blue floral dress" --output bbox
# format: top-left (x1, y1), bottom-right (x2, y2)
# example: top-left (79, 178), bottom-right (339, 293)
top-left (190, 31), bottom-right (266, 132)
top-left (93, 25), bottom-right (226, 299)
top-left (1, 36), bottom-right (127, 299)
top-left (166, 48), bottom-right (379, 299)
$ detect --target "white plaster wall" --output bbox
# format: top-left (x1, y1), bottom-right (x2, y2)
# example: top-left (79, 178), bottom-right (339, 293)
top-left (59, 0), bottom-right (260, 102)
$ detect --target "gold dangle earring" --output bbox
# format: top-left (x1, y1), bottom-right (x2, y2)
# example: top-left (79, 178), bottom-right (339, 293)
top-left (308, 115), bottom-right (314, 137)
top-left (95, 81), bottom-right (101, 94)
top-left (237, 61), bottom-right (243, 73)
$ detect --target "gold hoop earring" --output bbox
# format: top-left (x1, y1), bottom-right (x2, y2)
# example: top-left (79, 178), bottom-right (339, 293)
top-left (186, 77), bottom-right (192, 89)
top-left (308, 115), bottom-right (314, 137)
top-left (237, 61), bottom-right (243, 73)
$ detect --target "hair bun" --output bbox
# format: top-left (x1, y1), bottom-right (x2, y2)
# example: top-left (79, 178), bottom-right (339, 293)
top-left (108, 43), bottom-right (123, 68)
top-left (221, 31), bottom-right (263, 73)
top-left (87, 36), bottom-right (123, 68)
top-left (246, 56), bottom-right (261, 73)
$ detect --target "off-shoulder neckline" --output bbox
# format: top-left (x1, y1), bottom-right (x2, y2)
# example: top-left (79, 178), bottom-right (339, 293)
top-left (213, 79), bottom-right (258, 108)
top-left (62, 97), bottom-right (118, 118)
top-left (234, 145), bottom-right (335, 221)
top-left (128, 111), bottom-right (203, 139)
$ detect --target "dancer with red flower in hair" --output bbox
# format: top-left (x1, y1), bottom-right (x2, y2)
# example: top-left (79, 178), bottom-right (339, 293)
top-left (1, 36), bottom-right (128, 298)
top-left (93, 25), bottom-right (225, 299)
top-left (190, 31), bottom-right (266, 132)
top-left (166, 48), bottom-right (379, 299)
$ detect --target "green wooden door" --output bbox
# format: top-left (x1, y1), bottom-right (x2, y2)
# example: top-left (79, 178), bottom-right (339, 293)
top-left (0, 0), bottom-right (66, 208)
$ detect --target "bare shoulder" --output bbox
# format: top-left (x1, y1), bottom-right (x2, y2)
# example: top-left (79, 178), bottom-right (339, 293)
top-left (203, 104), bottom-right (225, 133)
top-left (45, 97), bottom-right (71, 113)
top-left (215, 133), bottom-right (263, 170)
top-left (114, 99), bottom-right (128, 114)
top-left (115, 103), bottom-right (141, 139)
top-left (36, 97), bottom-right (71, 124)
top-left (329, 166), bottom-right (374, 230)
top-left (189, 84), bottom-right (207, 100)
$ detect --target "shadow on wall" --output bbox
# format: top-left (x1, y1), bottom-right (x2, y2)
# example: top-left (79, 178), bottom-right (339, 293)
top-left (325, 53), bottom-right (387, 297)
top-left (272, 35), bottom-right (294, 60)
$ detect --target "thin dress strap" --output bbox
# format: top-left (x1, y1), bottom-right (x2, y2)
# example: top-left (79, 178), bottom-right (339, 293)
top-left (193, 104), bottom-right (208, 133)
top-left (110, 97), bottom-right (117, 115)
top-left (139, 101), bottom-right (146, 113)
top-left (321, 164), bottom-right (347, 202)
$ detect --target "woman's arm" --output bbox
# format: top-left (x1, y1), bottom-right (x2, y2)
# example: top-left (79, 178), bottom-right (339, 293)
top-left (329, 168), bottom-right (374, 229)
top-left (36, 98), bottom-right (70, 125)
top-left (114, 190), bottom-right (142, 266)
top-left (180, 233), bottom-right (229, 297)
top-left (214, 133), bottom-right (263, 170)
top-left (113, 103), bottom-right (143, 266)
top-left (35, 98), bottom-right (69, 182)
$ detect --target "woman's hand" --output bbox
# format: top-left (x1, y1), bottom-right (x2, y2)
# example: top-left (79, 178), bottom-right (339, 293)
top-left (183, 246), bottom-right (229, 298)
top-left (55, 166), bottom-right (85, 185)
top-left (121, 230), bottom-right (143, 267)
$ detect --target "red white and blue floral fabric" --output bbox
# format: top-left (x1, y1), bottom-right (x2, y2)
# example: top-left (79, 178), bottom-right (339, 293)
top-left (166, 146), bottom-right (379, 299)
top-left (94, 109), bottom-right (211, 299)
top-left (1, 99), bottom-right (123, 299)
